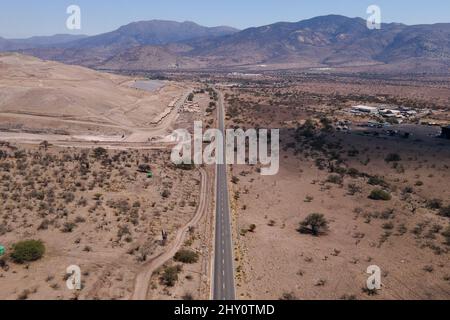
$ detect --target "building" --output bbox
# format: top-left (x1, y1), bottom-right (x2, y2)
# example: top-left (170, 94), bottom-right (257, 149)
top-left (351, 105), bottom-right (378, 114)
top-left (441, 126), bottom-right (450, 139)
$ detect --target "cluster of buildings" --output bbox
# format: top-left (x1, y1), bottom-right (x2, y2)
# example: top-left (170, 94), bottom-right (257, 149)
top-left (350, 105), bottom-right (425, 122)
top-left (348, 105), bottom-right (450, 140)
top-left (180, 102), bottom-right (201, 113)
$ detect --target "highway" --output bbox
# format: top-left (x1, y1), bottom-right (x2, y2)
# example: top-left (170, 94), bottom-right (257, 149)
top-left (213, 90), bottom-right (236, 300)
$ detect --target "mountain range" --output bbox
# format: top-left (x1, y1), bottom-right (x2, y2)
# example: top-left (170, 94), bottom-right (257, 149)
top-left (2, 15), bottom-right (450, 73)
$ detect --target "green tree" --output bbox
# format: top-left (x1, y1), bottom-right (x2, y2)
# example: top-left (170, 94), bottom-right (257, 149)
top-left (299, 213), bottom-right (329, 236)
top-left (174, 249), bottom-right (199, 264)
top-left (11, 240), bottom-right (45, 264)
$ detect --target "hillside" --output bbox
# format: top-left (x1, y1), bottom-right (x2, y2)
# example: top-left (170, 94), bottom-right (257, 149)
top-left (0, 53), bottom-right (184, 138)
top-left (5, 16), bottom-right (450, 73)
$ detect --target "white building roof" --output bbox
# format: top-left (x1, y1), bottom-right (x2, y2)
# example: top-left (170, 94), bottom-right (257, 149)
top-left (352, 105), bottom-right (378, 112)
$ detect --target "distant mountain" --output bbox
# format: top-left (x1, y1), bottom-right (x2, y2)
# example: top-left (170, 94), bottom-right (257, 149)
top-left (0, 34), bottom-right (88, 51)
top-left (66, 20), bottom-right (239, 49)
top-left (14, 20), bottom-right (239, 68)
top-left (375, 23), bottom-right (450, 62)
top-left (7, 16), bottom-right (450, 73)
top-left (186, 15), bottom-right (409, 66)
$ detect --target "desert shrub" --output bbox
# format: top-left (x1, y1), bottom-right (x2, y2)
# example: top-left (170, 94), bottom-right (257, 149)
top-left (17, 289), bottom-right (30, 300)
top-left (0, 257), bottom-right (7, 269)
top-left (423, 265), bottom-right (434, 273)
top-left (347, 149), bottom-right (359, 157)
top-left (161, 265), bottom-right (182, 286)
top-left (347, 183), bottom-right (362, 195)
top-left (38, 219), bottom-right (51, 230)
top-left (382, 222), bottom-right (394, 230)
top-left (298, 213), bottom-right (329, 236)
top-left (403, 186), bottom-right (414, 194)
top-left (442, 226), bottom-right (450, 245)
top-left (367, 176), bottom-right (388, 187)
top-left (439, 205), bottom-right (450, 218)
top-left (14, 150), bottom-right (26, 159)
top-left (92, 147), bottom-right (107, 159)
top-left (397, 223), bottom-right (408, 235)
top-left (0, 223), bottom-right (8, 236)
top-left (132, 201), bottom-right (141, 208)
top-left (426, 198), bottom-right (442, 210)
top-left (279, 292), bottom-right (297, 300)
top-left (175, 163), bottom-right (195, 170)
top-left (11, 240), bottom-right (45, 264)
top-left (117, 225), bottom-right (131, 238)
top-left (326, 174), bottom-right (343, 185)
top-left (61, 192), bottom-right (75, 204)
top-left (174, 249), bottom-right (199, 264)
top-left (380, 208), bottom-right (395, 219)
top-left (347, 168), bottom-right (360, 178)
top-left (62, 222), bottom-right (76, 233)
top-left (296, 119), bottom-right (316, 138)
top-left (362, 287), bottom-right (378, 296)
top-left (74, 216), bottom-right (86, 223)
top-left (77, 197), bottom-right (88, 207)
top-left (320, 117), bottom-right (333, 131)
top-left (137, 164), bottom-right (151, 173)
top-left (369, 189), bottom-right (391, 201)
top-left (182, 292), bottom-right (194, 300)
top-left (248, 224), bottom-right (256, 232)
top-left (161, 190), bottom-right (171, 198)
top-left (93, 193), bottom-right (103, 201)
top-left (385, 153), bottom-right (401, 162)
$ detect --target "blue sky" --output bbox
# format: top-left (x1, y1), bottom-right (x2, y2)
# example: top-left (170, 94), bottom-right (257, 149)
top-left (1, 0), bottom-right (450, 38)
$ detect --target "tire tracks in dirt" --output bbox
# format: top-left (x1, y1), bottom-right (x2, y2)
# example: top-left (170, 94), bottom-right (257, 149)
top-left (131, 167), bottom-right (211, 300)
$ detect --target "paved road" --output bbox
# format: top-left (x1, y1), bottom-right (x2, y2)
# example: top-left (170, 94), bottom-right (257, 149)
top-left (213, 90), bottom-right (236, 300)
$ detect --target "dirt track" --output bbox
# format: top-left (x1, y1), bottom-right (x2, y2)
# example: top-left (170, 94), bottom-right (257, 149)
top-left (131, 167), bottom-right (211, 300)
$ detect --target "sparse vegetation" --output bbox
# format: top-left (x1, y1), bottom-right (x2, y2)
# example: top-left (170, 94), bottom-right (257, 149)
top-left (161, 265), bottom-right (182, 287)
top-left (279, 292), bottom-right (297, 300)
top-left (326, 174), bottom-right (343, 185)
top-left (426, 198), bottom-right (442, 210)
top-left (439, 205), bottom-right (450, 218)
top-left (442, 225), bottom-right (450, 245)
top-left (385, 153), bottom-right (401, 163)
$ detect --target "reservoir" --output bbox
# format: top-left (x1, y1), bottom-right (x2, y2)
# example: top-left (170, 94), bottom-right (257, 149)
top-left (131, 80), bottom-right (165, 92)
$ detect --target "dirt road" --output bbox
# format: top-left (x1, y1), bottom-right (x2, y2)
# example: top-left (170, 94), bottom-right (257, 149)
top-left (131, 167), bottom-right (211, 300)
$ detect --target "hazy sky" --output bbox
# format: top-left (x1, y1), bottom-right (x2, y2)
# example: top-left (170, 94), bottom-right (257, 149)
top-left (1, 0), bottom-right (450, 38)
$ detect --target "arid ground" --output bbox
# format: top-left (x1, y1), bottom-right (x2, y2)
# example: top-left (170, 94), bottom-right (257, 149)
top-left (0, 54), bottom-right (218, 300)
top-left (222, 80), bottom-right (450, 300)
top-left (1, 53), bottom-right (449, 300)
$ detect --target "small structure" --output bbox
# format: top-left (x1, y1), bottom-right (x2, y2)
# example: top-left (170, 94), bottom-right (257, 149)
top-left (351, 105), bottom-right (378, 114)
top-left (441, 126), bottom-right (450, 139)
top-left (0, 245), bottom-right (5, 256)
